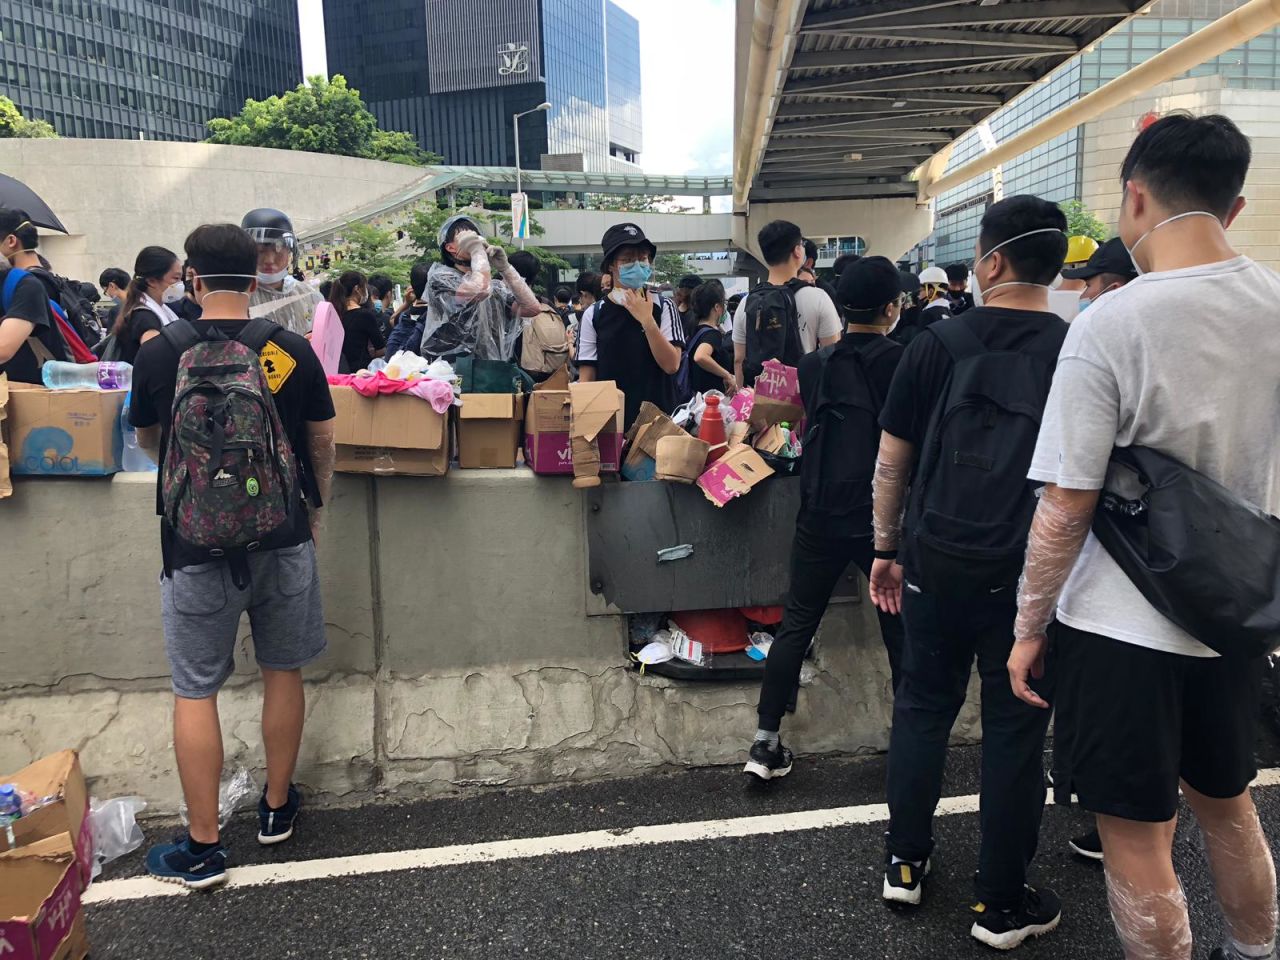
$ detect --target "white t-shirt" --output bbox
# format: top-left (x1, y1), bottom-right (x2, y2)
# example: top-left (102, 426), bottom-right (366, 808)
top-left (577, 295), bottom-right (679, 364)
top-left (1029, 256), bottom-right (1280, 658)
top-left (732, 284), bottom-right (841, 355)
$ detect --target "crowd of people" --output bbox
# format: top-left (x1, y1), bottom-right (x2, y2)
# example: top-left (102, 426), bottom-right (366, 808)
top-left (0, 111), bottom-right (1276, 960)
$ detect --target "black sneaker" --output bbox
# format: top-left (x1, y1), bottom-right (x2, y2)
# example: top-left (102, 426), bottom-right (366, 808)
top-left (882, 855), bottom-right (930, 906)
top-left (258, 784), bottom-right (301, 846)
top-left (743, 739), bottom-right (794, 781)
top-left (1069, 829), bottom-right (1104, 862)
top-left (970, 885), bottom-right (1061, 950)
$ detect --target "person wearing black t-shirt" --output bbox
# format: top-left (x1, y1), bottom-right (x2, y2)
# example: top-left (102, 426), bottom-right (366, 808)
top-left (747, 256), bottom-right (905, 783)
top-left (869, 196), bottom-right (1069, 944)
top-left (329, 270), bottom-right (386, 374)
top-left (577, 223), bottom-right (682, 429)
top-left (684, 279), bottom-right (737, 397)
top-left (130, 223), bottom-right (336, 890)
top-left (109, 246), bottom-right (183, 365)
top-left (0, 209), bottom-right (67, 382)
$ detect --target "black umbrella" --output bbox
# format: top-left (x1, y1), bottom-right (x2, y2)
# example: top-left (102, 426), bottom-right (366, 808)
top-left (0, 174), bottom-right (67, 233)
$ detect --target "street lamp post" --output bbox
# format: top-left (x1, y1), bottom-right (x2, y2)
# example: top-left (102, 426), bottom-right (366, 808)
top-left (512, 101), bottom-right (551, 248)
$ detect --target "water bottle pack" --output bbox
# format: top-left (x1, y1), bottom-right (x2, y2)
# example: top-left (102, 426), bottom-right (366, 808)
top-left (41, 360), bottom-right (133, 391)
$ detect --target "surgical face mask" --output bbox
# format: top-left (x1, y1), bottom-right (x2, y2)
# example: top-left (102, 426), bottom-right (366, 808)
top-left (194, 274), bottom-right (256, 306)
top-left (1077, 297), bottom-right (1092, 314)
top-left (617, 261), bottom-right (652, 290)
top-left (1125, 210), bottom-right (1222, 276)
top-left (971, 227), bottom-right (1067, 306)
top-left (257, 267), bottom-right (289, 286)
top-left (162, 281), bottom-right (186, 304)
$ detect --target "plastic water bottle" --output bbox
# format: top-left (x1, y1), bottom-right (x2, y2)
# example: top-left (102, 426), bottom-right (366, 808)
top-left (41, 360), bottom-right (132, 391)
top-left (121, 391), bottom-right (156, 472)
top-left (0, 783), bottom-right (21, 848)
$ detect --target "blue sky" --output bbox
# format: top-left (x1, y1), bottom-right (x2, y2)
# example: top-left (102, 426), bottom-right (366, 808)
top-left (295, 0), bottom-right (733, 176)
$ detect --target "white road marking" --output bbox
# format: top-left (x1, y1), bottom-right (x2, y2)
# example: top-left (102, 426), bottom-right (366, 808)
top-left (84, 768), bottom-right (1280, 906)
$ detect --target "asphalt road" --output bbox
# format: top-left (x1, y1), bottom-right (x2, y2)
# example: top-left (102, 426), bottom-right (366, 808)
top-left (85, 740), bottom-right (1280, 960)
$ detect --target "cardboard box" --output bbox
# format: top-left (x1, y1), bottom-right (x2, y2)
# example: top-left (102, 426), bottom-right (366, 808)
top-left (0, 375), bottom-right (11, 499)
top-left (524, 375), bottom-right (625, 476)
top-left (622, 402), bottom-right (689, 481)
top-left (655, 434), bottom-right (709, 484)
top-left (330, 385), bottom-right (448, 476)
top-left (457, 393), bottom-right (525, 468)
top-left (5, 384), bottom-right (124, 477)
top-left (0, 854), bottom-right (89, 960)
top-left (697, 445), bottom-right (775, 507)
top-left (754, 359), bottom-right (801, 406)
top-left (0, 752), bottom-right (92, 892)
top-left (748, 396), bottom-right (804, 434)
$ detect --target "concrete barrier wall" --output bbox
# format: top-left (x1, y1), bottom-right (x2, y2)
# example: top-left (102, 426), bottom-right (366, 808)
top-left (0, 471), bottom-right (977, 811)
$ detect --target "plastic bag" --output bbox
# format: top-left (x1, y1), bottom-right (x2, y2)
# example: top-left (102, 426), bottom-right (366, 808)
top-left (179, 766), bottom-right (256, 832)
top-left (89, 796), bottom-right (147, 880)
top-left (672, 390), bottom-right (736, 431)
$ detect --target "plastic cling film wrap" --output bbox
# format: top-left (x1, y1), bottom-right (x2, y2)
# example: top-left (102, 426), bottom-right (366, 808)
top-left (1196, 800), bottom-right (1278, 956)
top-left (1013, 488), bottom-right (1094, 642)
top-left (871, 444), bottom-right (912, 550)
top-left (179, 766), bottom-right (256, 831)
top-left (1103, 867), bottom-right (1193, 960)
top-left (89, 796), bottom-right (147, 879)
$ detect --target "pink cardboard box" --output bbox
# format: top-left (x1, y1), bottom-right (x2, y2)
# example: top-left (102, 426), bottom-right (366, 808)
top-left (754, 360), bottom-right (801, 406)
top-left (697, 446), bottom-right (775, 507)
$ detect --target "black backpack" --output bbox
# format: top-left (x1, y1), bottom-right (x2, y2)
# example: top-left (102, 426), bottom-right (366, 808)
top-left (673, 324), bottom-right (724, 408)
top-left (742, 281), bottom-right (801, 386)
top-left (906, 318), bottom-right (1067, 595)
top-left (30, 267), bottom-right (103, 347)
top-left (801, 337), bottom-right (898, 526)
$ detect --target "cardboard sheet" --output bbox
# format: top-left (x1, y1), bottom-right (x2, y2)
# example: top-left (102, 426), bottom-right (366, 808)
top-left (697, 445), bottom-right (775, 507)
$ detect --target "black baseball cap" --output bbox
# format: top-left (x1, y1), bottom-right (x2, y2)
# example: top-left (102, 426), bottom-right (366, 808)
top-left (1061, 237), bottom-right (1138, 281)
top-left (837, 255), bottom-right (903, 312)
top-left (600, 222), bottom-right (657, 267)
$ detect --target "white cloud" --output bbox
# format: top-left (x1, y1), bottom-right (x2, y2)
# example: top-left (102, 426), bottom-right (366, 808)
top-left (294, 0), bottom-right (734, 176)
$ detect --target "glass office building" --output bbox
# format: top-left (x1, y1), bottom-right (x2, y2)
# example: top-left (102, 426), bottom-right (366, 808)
top-left (925, 0), bottom-right (1280, 267)
top-left (0, 0), bottom-right (302, 141)
top-left (324, 0), bottom-right (642, 171)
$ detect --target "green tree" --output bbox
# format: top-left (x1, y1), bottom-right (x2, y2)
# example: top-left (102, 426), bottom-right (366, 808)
top-left (400, 202), bottom-right (569, 288)
top-left (1059, 200), bottom-right (1110, 242)
top-left (584, 193), bottom-right (694, 213)
top-left (0, 96), bottom-right (57, 138)
top-left (338, 223), bottom-right (410, 285)
top-left (206, 75), bottom-right (442, 166)
top-left (652, 252), bottom-right (692, 285)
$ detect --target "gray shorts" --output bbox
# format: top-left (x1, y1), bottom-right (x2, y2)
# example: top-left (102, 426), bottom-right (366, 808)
top-left (161, 542), bottom-right (327, 699)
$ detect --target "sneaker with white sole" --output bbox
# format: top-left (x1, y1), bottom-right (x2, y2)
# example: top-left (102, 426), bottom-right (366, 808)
top-left (882, 855), bottom-right (931, 906)
top-left (145, 835), bottom-right (228, 890)
top-left (258, 783), bottom-right (301, 846)
top-left (1069, 829), bottom-right (1103, 862)
top-left (970, 885), bottom-right (1061, 950)
top-left (743, 739), bottom-right (794, 781)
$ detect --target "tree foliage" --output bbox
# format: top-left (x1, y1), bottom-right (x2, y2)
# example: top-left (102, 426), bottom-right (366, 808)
top-left (206, 75), bottom-right (442, 166)
top-left (1059, 200), bottom-right (1110, 243)
top-left (652, 252), bottom-right (693, 286)
top-left (0, 96), bottom-right (57, 139)
top-left (338, 223), bottom-right (411, 286)
top-left (584, 193), bottom-right (695, 214)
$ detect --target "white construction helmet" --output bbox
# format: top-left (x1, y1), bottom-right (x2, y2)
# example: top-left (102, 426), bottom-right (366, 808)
top-left (918, 266), bottom-right (948, 286)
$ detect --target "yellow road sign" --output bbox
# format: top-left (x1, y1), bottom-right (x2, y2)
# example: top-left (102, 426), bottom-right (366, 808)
top-left (258, 341), bottom-right (296, 393)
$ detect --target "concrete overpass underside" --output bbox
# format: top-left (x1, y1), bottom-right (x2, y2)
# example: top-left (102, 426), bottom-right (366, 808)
top-left (733, 0), bottom-right (1153, 262)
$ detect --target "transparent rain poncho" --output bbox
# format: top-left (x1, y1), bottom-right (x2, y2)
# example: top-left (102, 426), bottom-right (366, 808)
top-left (249, 275), bottom-right (324, 335)
top-left (421, 261), bottom-right (523, 362)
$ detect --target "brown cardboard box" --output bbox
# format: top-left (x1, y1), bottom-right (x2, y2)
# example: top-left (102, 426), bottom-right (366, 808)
top-left (0, 752), bottom-right (92, 892)
top-left (0, 374), bottom-right (11, 499)
top-left (330, 385), bottom-right (448, 476)
top-left (697, 445), bottom-right (775, 507)
top-left (0, 853), bottom-right (89, 960)
top-left (655, 434), bottom-right (710, 484)
top-left (5, 384), bottom-right (125, 477)
top-left (457, 393), bottom-right (525, 468)
top-left (748, 396), bottom-right (803, 434)
top-left (524, 378), bottom-right (625, 476)
top-left (621, 401), bottom-right (688, 480)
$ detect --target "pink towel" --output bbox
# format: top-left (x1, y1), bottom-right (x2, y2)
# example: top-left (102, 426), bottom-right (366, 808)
top-left (327, 373), bottom-right (455, 414)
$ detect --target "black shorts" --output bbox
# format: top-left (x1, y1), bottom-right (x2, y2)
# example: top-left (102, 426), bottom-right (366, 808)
top-left (1054, 623), bottom-right (1264, 823)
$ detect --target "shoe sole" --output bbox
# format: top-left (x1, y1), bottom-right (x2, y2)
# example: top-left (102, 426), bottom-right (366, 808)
top-left (969, 914), bottom-right (1061, 950)
top-left (1068, 840), bottom-right (1104, 862)
top-left (258, 823), bottom-right (295, 846)
top-left (150, 870), bottom-right (228, 891)
top-left (743, 760), bottom-right (792, 781)
top-left (881, 859), bottom-right (930, 906)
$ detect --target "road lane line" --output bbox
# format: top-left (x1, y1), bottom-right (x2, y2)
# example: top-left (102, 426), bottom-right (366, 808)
top-left (84, 767), bottom-right (1280, 905)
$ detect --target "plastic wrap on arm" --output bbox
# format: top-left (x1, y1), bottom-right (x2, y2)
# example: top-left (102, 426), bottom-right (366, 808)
top-left (453, 233), bottom-right (492, 302)
top-left (1013, 485), bottom-right (1095, 643)
top-left (307, 419), bottom-right (336, 524)
top-left (502, 264), bottom-right (543, 318)
top-left (1103, 868), bottom-right (1193, 960)
top-left (871, 433), bottom-right (914, 551)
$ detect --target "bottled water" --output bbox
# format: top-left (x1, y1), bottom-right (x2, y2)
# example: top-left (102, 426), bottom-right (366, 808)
top-left (0, 783), bottom-right (21, 847)
top-left (121, 391), bottom-right (156, 472)
top-left (41, 360), bottom-right (132, 391)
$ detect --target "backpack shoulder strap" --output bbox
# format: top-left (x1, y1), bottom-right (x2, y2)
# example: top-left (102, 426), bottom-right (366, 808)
top-left (2, 267), bottom-right (29, 312)
top-left (855, 335), bottom-right (898, 367)
top-left (159, 317), bottom-right (202, 357)
top-left (929, 317), bottom-right (986, 363)
top-left (236, 317), bottom-right (281, 354)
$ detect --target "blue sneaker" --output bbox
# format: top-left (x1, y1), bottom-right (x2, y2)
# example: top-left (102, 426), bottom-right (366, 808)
top-left (258, 783), bottom-right (300, 846)
top-left (145, 835), bottom-right (227, 889)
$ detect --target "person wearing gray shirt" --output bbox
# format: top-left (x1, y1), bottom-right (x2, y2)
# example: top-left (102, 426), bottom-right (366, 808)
top-left (1010, 114), bottom-right (1278, 960)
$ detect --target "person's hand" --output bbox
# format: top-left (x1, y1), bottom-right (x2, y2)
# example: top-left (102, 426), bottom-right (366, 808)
top-left (1008, 635), bottom-right (1050, 709)
top-left (869, 558), bottom-right (904, 615)
top-left (722, 377), bottom-right (738, 397)
top-left (487, 244), bottom-right (509, 274)
top-left (454, 231), bottom-right (488, 258)
top-left (620, 288), bottom-right (652, 325)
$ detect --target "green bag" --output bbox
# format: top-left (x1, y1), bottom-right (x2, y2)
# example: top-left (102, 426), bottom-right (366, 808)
top-left (455, 357), bottom-right (533, 394)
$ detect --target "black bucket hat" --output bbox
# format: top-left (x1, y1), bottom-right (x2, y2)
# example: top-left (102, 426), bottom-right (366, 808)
top-left (601, 222), bottom-right (657, 268)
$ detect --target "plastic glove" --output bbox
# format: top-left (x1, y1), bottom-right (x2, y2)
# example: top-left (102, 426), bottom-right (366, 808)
top-left (487, 244), bottom-right (510, 275)
top-left (454, 231), bottom-right (488, 259)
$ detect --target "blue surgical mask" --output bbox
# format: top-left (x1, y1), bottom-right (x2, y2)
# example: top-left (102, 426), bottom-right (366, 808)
top-left (1077, 297), bottom-right (1092, 314)
top-left (618, 262), bottom-right (652, 289)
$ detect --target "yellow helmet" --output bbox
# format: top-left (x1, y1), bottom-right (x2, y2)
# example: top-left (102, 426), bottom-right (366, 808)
top-left (1065, 235), bottom-right (1099, 266)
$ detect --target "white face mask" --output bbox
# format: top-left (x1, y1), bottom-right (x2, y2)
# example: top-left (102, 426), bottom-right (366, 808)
top-left (257, 267), bottom-right (289, 285)
top-left (195, 274), bottom-right (256, 306)
top-left (162, 281), bottom-right (186, 304)
top-left (1124, 210), bottom-right (1222, 276)
top-left (971, 227), bottom-right (1067, 306)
